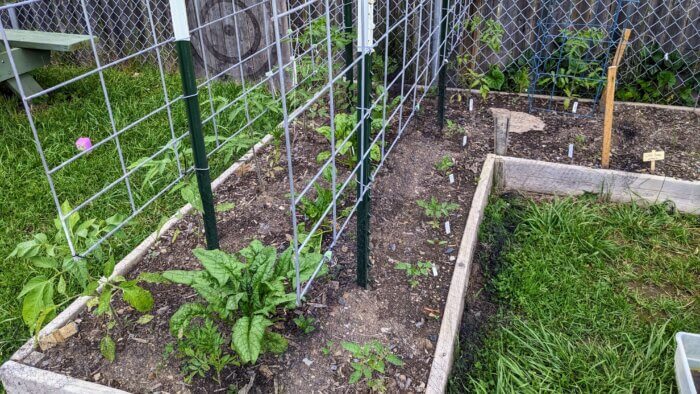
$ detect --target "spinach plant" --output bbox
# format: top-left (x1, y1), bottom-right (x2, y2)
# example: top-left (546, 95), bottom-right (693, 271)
top-left (163, 241), bottom-right (327, 364)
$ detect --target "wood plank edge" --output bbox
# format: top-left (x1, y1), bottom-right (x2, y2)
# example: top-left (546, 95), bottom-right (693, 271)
top-left (426, 155), bottom-right (496, 394)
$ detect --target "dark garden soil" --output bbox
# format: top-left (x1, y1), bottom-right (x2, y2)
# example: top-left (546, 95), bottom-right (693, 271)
top-left (446, 93), bottom-right (699, 180)
top-left (37, 94), bottom-right (698, 393)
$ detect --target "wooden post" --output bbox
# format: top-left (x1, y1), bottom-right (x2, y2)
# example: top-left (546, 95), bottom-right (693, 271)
top-left (599, 28), bottom-right (631, 112)
top-left (493, 113), bottom-right (510, 155)
top-left (601, 65), bottom-right (617, 169)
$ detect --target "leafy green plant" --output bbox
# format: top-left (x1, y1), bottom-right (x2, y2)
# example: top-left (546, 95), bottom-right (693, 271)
top-left (417, 197), bottom-right (459, 229)
top-left (87, 266), bottom-right (159, 361)
top-left (394, 261), bottom-right (432, 288)
top-left (435, 155), bottom-right (454, 175)
top-left (9, 201), bottom-right (126, 334)
top-left (316, 113), bottom-right (381, 166)
top-left (617, 45), bottom-right (696, 106)
top-left (342, 340), bottom-right (404, 392)
top-left (467, 66), bottom-right (506, 100)
top-left (537, 28), bottom-right (606, 108)
top-left (164, 241), bottom-right (327, 365)
top-left (465, 16), bottom-right (505, 53)
top-left (167, 317), bottom-right (238, 383)
top-left (293, 315), bottom-right (316, 334)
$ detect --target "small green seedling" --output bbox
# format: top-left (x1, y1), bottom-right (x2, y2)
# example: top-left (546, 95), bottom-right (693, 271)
top-left (435, 155), bottom-right (454, 175)
top-left (417, 197), bottom-right (459, 229)
top-left (427, 238), bottom-right (447, 246)
top-left (293, 315), bottom-right (316, 334)
top-left (394, 261), bottom-right (432, 287)
top-left (342, 340), bottom-right (404, 392)
top-left (322, 340), bottom-right (334, 356)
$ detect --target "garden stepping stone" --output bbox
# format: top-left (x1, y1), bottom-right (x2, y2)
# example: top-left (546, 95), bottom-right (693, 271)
top-left (488, 108), bottom-right (545, 134)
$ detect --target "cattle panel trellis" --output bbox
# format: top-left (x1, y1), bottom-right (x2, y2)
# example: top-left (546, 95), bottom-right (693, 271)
top-left (0, 0), bottom-right (467, 312)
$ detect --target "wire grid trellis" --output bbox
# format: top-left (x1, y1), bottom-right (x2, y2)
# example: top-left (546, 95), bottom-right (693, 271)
top-left (270, 0), bottom-right (469, 302)
top-left (0, 0), bottom-right (286, 259)
top-left (445, 0), bottom-right (699, 108)
top-left (526, 0), bottom-right (630, 116)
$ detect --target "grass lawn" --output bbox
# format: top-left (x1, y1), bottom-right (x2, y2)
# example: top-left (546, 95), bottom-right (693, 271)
top-left (0, 63), bottom-right (277, 366)
top-left (450, 195), bottom-right (700, 392)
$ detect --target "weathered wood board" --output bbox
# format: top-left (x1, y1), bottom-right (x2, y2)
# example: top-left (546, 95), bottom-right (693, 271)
top-left (502, 157), bottom-right (700, 213)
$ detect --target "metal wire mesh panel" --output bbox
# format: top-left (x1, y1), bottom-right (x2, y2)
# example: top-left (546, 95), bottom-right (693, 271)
top-left (0, 0), bottom-right (285, 260)
top-left (269, 0), bottom-right (469, 301)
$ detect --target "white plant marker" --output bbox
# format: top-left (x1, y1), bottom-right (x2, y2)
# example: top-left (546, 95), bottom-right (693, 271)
top-left (572, 101), bottom-right (579, 113)
top-left (448, 173), bottom-right (455, 184)
top-left (468, 98), bottom-right (474, 112)
top-left (568, 143), bottom-right (574, 159)
top-left (462, 135), bottom-right (467, 147)
top-left (642, 150), bottom-right (665, 173)
top-left (444, 221), bottom-right (451, 235)
top-left (432, 263), bottom-right (438, 277)
top-left (664, 52), bottom-right (669, 61)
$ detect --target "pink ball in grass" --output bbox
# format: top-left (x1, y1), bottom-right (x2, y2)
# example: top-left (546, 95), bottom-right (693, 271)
top-left (75, 137), bottom-right (92, 152)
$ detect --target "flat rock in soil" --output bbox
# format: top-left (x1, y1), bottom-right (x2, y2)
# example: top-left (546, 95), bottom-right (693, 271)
top-left (488, 107), bottom-right (546, 134)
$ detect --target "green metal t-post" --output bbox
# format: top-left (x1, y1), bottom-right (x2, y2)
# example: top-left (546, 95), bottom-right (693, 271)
top-left (356, 0), bottom-right (374, 288)
top-left (170, 0), bottom-right (220, 250)
top-left (356, 50), bottom-right (372, 288)
top-left (436, 0), bottom-right (450, 129)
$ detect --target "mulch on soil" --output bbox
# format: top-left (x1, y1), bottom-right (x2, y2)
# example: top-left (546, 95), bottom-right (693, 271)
top-left (36, 94), bottom-right (698, 393)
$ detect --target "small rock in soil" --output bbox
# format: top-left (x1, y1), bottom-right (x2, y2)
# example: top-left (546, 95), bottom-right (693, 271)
top-left (302, 357), bottom-right (313, 367)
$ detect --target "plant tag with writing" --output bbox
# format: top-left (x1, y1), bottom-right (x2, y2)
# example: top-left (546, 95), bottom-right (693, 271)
top-left (445, 221), bottom-right (451, 235)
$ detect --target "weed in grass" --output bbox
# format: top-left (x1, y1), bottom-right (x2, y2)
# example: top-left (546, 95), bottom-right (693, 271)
top-left (449, 195), bottom-right (700, 392)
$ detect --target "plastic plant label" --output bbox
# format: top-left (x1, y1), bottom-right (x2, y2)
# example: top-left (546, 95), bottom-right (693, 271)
top-left (568, 143), bottom-right (574, 158)
top-left (664, 52), bottom-right (669, 61)
top-left (572, 101), bottom-right (579, 113)
top-left (468, 98), bottom-right (474, 112)
top-left (462, 135), bottom-right (467, 147)
top-left (449, 174), bottom-right (455, 184)
top-left (432, 263), bottom-right (438, 277)
top-left (444, 221), bottom-right (451, 235)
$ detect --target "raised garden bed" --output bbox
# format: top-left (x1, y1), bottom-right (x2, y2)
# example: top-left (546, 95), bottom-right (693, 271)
top-left (2, 96), bottom-right (698, 393)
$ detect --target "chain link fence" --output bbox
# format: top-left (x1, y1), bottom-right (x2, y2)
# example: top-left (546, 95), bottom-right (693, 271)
top-left (446, 0), bottom-right (699, 108)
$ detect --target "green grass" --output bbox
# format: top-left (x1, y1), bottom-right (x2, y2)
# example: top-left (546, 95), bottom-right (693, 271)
top-left (450, 195), bottom-right (700, 392)
top-left (0, 63), bottom-right (278, 366)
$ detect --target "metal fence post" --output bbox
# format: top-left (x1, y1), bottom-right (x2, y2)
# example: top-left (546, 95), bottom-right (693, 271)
top-left (436, 0), bottom-right (450, 129)
top-left (356, 0), bottom-right (374, 288)
top-left (343, 0), bottom-right (354, 83)
top-left (169, 0), bottom-right (220, 250)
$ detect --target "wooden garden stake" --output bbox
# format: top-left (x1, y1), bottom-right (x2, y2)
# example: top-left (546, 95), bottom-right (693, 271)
top-left (601, 65), bottom-right (616, 168)
top-left (643, 150), bottom-right (665, 174)
top-left (599, 29), bottom-right (632, 112)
